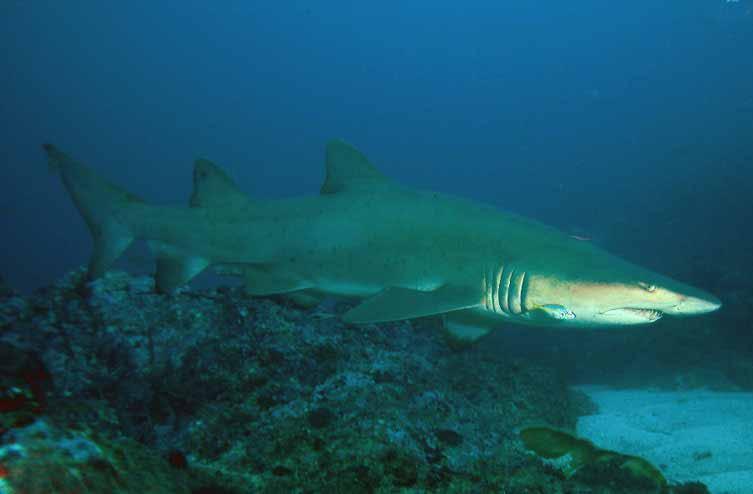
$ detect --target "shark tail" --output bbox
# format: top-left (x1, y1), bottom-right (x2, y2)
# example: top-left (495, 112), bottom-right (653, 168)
top-left (42, 144), bottom-right (141, 280)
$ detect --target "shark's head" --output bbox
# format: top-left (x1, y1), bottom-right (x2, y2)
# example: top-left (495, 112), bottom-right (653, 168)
top-left (493, 239), bottom-right (721, 328)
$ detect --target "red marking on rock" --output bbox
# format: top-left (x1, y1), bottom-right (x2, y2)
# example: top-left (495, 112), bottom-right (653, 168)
top-left (0, 395), bottom-right (26, 413)
top-left (167, 450), bottom-right (188, 469)
top-left (0, 464), bottom-right (8, 478)
top-left (22, 364), bottom-right (51, 413)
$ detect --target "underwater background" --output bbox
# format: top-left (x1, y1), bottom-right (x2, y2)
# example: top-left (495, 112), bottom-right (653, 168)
top-left (1, 1), bottom-right (753, 493)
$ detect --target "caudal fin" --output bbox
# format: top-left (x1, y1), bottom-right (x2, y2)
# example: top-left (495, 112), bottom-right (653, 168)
top-left (42, 144), bottom-right (141, 280)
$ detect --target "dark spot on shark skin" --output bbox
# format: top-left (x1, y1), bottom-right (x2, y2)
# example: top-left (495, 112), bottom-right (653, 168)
top-left (272, 465), bottom-right (293, 476)
top-left (307, 407), bottom-right (336, 429)
top-left (383, 449), bottom-right (419, 487)
top-left (88, 457), bottom-right (119, 477)
top-left (191, 486), bottom-right (238, 494)
top-left (426, 465), bottom-right (455, 489)
top-left (256, 391), bottom-right (283, 410)
top-left (350, 464), bottom-right (379, 490)
top-left (373, 369), bottom-right (396, 383)
top-left (311, 436), bottom-right (325, 451)
top-left (259, 348), bottom-right (285, 367)
top-left (435, 428), bottom-right (463, 447)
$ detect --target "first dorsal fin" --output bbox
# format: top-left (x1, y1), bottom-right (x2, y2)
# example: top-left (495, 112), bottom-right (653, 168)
top-left (190, 158), bottom-right (253, 208)
top-left (321, 140), bottom-right (390, 194)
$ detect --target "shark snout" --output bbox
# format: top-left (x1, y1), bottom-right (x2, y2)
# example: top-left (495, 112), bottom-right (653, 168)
top-left (671, 293), bottom-right (722, 316)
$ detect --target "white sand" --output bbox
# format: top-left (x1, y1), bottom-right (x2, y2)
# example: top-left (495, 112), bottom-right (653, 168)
top-left (576, 386), bottom-right (753, 494)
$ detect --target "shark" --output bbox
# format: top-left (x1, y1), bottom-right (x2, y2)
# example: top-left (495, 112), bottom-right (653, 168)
top-left (42, 141), bottom-right (721, 342)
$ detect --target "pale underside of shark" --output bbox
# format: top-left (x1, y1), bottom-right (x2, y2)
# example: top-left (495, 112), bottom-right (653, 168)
top-left (42, 141), bottom-right (721, 343)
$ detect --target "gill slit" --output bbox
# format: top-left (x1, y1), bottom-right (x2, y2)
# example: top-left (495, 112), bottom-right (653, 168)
top-left (520, 270), bottom-right (531, 312)
top-left (510, 270), bottom-right (526, 315)
top-left (493, 263), bottom-right (504, 314)
top-left (483, 269), bottom-right (490, 311)
top-left (483, 265), bottom-right (495, 312)
top-left (499, 265), bottom-right (512, 314)
top-left (506, 267), bottom-right (517, 314)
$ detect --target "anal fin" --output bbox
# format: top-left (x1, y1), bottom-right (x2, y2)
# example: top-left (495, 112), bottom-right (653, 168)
top-left (282, 289), bottom-right (325, 309)
top-left (343, 285), bottom-right (481, 324)
top-left (241, 265), bottom-right (311, 295)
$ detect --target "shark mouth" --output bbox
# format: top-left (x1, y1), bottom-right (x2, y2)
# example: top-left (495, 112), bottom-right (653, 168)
top-left (601, 308), bottom-right (664, 322)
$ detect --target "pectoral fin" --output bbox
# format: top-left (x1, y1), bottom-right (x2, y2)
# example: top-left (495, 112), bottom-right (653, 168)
top-left (213, 263), bottom-right (311, 295)
top-left (343, 285), bottom-right (481, 324)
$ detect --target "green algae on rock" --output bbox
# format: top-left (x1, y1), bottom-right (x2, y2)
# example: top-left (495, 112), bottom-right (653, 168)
top-left (520, 426), bottom-right (672, 492)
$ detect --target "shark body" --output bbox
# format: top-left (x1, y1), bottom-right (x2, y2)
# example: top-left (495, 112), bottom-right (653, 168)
top-left (43, 141), bottom-right (720, 340)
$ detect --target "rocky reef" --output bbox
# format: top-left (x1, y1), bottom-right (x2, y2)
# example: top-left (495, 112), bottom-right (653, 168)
top-left (0, 269), bottom-right (709, 493)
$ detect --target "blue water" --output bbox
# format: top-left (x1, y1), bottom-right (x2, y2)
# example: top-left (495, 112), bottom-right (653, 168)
top-left (1, 1), bottom-right (752, 293)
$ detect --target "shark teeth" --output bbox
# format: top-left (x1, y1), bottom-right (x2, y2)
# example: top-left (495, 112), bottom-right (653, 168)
top-left (602, 308), bottom-right (663, 322)
top-left (601, 307), bottom-right (664, 322)
top-left (627, 308), bottom-right (663, 321)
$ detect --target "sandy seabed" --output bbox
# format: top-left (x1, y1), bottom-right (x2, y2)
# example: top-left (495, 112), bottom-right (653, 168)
top-left (577, 386), bottom-right (753, 494)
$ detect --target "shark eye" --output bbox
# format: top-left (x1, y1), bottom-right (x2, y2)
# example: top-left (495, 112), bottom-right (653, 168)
top-left (638, 282), bottom-right (657, 293)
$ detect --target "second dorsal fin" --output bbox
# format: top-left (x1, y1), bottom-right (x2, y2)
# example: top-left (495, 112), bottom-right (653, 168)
top-left (190, 158), bottom-right (253, 208)
top-left (320, 140), bottom-right (391, 194)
